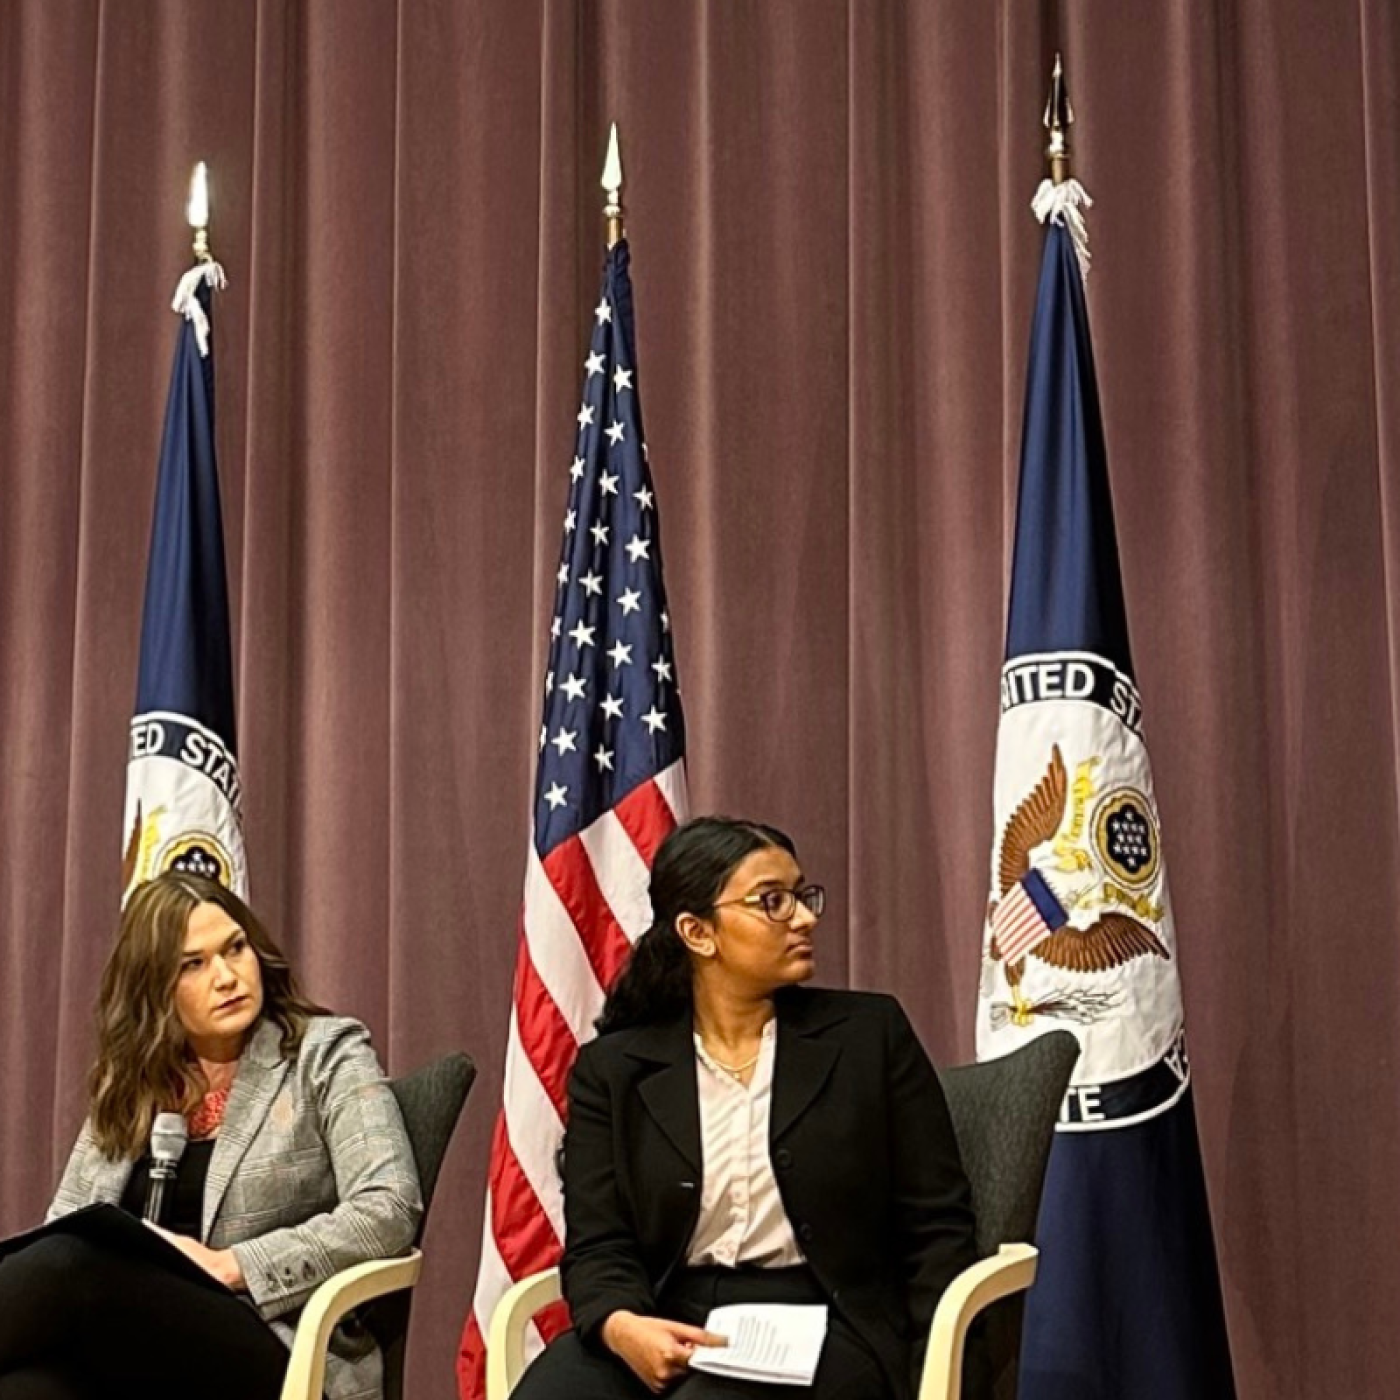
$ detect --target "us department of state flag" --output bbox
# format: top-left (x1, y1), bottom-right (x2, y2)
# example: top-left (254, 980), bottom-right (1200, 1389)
top-left (977, 209), bottom-right (1234, 1398)
top-left (121, 262), bottom-right (246, 901)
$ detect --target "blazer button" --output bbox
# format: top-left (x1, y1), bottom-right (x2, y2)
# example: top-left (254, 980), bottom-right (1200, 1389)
top-left (799, 1223), bottom-right (814, 1243)
top-left (774, 1149), bottom-right (793, 1171)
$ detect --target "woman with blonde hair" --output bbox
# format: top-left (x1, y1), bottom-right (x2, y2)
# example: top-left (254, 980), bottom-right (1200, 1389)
top-left (0, 872), bottom-right (422, 1400)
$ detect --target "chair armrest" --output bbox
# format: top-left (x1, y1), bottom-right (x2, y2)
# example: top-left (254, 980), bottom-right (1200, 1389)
top-left (279, 1251), bottom-right (424, 1400)
top-left (485, 1267), bottom-right (564, 1400)
top-left (916, 1243), bottom-right (1038, 1400)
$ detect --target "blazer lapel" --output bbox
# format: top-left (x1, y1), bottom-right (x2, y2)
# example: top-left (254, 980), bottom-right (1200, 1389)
top-left (626, 994), bottom-right (852, 1165)
top-left (202, 1017), bottom-right (289, 1239)
top-left (771, 993), bottom-right (846, 1143)
top-left (631, 1018), bottom-right (702, 1174)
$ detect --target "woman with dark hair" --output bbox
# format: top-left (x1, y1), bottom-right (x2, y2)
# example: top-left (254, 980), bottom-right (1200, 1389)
top-left (0, 872), bottom-right (422, 1400)
top-left (514, 815), bottom-right (978, 1400)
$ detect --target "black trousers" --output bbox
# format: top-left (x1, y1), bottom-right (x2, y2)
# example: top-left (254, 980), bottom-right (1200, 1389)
top-left (0, 1232), bottom-right (290, 1400)
top-left (514, 1265), bottom-right (890, 1400)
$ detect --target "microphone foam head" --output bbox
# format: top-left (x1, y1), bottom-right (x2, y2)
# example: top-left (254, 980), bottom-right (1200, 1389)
top-left (150, 1111), bottom-right (189, 1164)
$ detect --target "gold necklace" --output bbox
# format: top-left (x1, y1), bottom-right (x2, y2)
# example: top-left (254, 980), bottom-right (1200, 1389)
top-left (704, 1045), bottom-right (761, 1078)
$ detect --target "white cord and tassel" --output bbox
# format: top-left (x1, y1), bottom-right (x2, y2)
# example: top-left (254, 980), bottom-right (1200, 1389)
top-left (170, 261), bottom-right (227, 359)
top-left (1032, 177), bottom-right (1093, 283)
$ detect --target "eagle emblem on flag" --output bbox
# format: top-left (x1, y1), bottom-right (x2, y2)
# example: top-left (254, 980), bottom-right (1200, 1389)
top-left (985, 743), bottom-right (1170, 1028)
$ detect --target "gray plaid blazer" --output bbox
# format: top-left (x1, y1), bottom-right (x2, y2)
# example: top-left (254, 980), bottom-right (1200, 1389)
top-left (48, 1015), bottom-right (423, 1400)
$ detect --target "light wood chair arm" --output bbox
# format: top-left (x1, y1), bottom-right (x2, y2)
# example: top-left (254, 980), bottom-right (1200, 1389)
top-left (485, 1267), bottom-right (564, 1400)
top-left (279, 1251), bottom-right (424, 1400)
top-left (483, 1247), bottom-right (1036, 1400)
top-left (916, 1243), bottom-right (1039, 1400)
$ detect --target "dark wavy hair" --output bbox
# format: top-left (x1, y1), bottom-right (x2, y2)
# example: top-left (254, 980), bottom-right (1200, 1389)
top-left (595, 815), bottom-right (797, 1035)
top-left (88, 872), bottom-right (327, 1158)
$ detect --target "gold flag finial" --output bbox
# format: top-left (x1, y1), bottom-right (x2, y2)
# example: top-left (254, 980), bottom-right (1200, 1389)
top-left (1043, 55), bottom-right (1073, 186)
top-left (187, 161), bottom-right (213, 263)
top-left (602, 124), bottom-right (624, 248)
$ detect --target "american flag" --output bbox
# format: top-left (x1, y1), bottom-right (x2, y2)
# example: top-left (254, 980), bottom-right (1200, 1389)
top-left (457, 239), bottom-right (688, 1399)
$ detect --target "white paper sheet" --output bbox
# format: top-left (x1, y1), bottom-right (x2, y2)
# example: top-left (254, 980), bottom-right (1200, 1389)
top-left (687, 1302), bottom-right (829, 1386)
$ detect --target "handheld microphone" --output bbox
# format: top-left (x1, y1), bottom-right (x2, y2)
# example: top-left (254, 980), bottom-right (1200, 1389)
top-left (143, 1112), bottom-right (188, 1224)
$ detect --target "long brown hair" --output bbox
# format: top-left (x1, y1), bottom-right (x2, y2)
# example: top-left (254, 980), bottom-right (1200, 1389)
top-left (596, 816), bottom-right (797, 1035)
top-left (88, 873), bottom-right (326, 1159)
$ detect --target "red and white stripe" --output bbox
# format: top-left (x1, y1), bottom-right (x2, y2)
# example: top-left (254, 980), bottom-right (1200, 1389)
top-left (992, 880), bottom-right (1057, 963)
top-left (457, 761), bottom-right (688, 1400)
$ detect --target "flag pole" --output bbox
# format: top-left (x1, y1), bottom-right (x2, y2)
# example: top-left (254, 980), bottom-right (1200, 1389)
top-left (187, 161), bottom-right (213, 264)
top-left (1043, 54), bottom-right (1073, 187)
top-left (602, 123), bottom-right (625, 247)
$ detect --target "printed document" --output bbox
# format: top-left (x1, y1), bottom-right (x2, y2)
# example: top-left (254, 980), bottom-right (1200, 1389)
top-left (688, 1303), bottom-right (828, 1386)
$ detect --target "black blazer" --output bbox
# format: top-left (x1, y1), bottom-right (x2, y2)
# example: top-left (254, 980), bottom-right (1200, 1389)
top-left (560, 986), bottom-right (977, 1399)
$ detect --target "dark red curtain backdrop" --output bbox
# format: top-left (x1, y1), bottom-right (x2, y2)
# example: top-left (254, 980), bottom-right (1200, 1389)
top-left (3, 3), bottom-right (1398, 1396)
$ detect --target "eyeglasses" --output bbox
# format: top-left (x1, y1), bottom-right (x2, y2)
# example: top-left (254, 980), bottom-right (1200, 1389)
top-left (710, 884), bottom-right (827, 924)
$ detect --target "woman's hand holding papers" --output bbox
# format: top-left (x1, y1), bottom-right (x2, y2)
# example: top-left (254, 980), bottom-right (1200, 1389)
top-left (601, 1310), bottom-right (726, 1392)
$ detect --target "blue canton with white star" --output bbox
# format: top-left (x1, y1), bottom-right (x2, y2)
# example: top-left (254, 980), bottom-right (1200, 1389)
top-left (533, 241), bottom-right (685, 855)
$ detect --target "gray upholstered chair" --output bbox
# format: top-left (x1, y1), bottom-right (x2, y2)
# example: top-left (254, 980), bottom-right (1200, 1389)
top-left (487, 1032), bottom-right (1077, 1400)
top-left (925, 1029), bottom-right (1079, 1400)
top-left (280, 1050), bottom-right (476, 1400)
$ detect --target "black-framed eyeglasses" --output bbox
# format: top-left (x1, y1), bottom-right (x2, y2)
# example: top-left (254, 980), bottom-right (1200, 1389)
top-left (710, 884), bottom-right (826, 924)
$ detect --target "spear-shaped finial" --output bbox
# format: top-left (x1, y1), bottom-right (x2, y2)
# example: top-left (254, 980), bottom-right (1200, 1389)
top-left (602, 123), bottom-right (625, 248)
top-left (187, 161), bottom-right (213, 263)
top-left (1043, 54), bottom-right (1073, 186)
top-left (173, 159), bottom-right (227, 356)
top-left (1031, 53), bottom-right (1091, 280)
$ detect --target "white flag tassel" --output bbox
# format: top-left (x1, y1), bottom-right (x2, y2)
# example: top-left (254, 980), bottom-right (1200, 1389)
top-left (1032, 178), bottom-right (1093, 283)
top-left (170, 261), bottom-right (228, 358)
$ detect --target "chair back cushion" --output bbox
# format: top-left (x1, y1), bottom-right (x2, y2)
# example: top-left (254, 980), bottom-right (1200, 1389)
top-left (389, 1052), bottom-right (477, 1219)
top-left (937, 1030), bottom-right (1077, 1399)
top-left (938, 1030), bottom-right (1078, 1257)
top-left (368, 1052), bottom-right (476, 1400)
